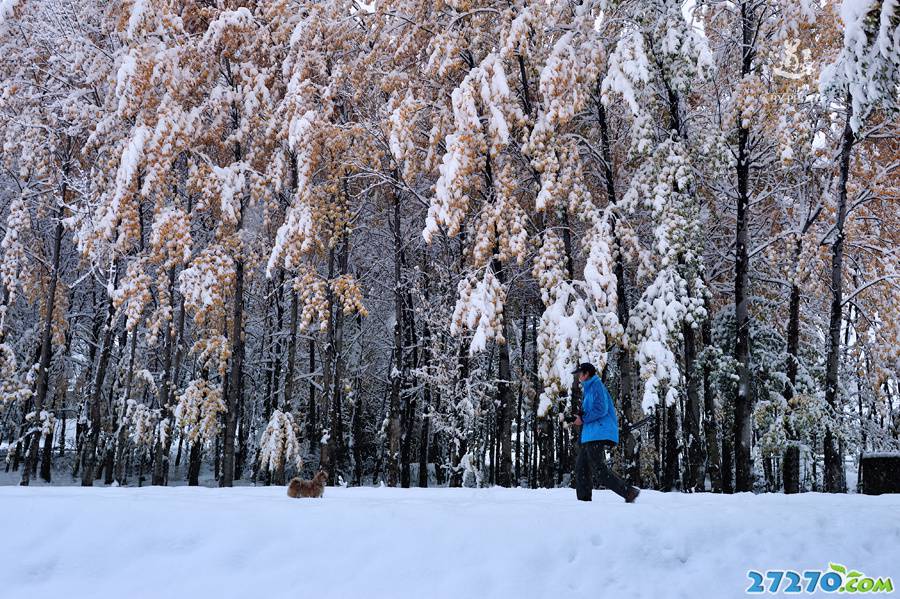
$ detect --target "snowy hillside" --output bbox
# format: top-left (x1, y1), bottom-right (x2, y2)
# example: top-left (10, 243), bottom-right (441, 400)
top-left (2, 486), bottom-right (897, 599)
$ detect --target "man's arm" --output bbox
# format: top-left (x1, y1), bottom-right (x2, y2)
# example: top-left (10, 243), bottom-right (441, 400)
top-left (581, 382), bottom-right (609, 424)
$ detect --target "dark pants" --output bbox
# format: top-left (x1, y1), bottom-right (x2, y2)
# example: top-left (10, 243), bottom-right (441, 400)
top-left (575, 441), bottom-right (629, 501)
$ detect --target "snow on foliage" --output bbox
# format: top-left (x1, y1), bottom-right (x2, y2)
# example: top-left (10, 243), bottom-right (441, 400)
top-left (112, 259), bottom-right (153, 332)
top-left (104, 126), bottom-right (149, 242)
top-left (174, 378), bottom-right (226, 445)
top-left (268, 198), bottom-right (317, 275)
top-left (125, 0), bottom-right (148, 39)
top-left (258, 409), bottom-right (303, 474)
top-left (623, 140), bottom-right (707, 410)
top-left (178, 246), bottom-right (235, 328)
top-left (125, 400), bottom-right (157, 448)
top-left (267, 105), bottom-right (319, 275)
top-left (821, 0), bottom-right (900, 131)
top-left (0, 343), bottom-right (29, 405)
top-left (601, 30), bottom-right (650, 117)
top-left (149, 207), bottom-right (192, 270)
top-left (424, 71), bottom-right (484, 243)
top-left (0, 0), bottom-right (18, 31)
top-left (0, 196), bottom-right (28, 313)
top-left (452, 269), bottom-right (506, 355)
top-left (532, 210), bottom-right (624, 416)
top-left (424, 49), bottom-right (526, 244)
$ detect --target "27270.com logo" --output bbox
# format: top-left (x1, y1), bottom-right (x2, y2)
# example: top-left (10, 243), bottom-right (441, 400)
top-left (747, 563), bottom-right (893, 594)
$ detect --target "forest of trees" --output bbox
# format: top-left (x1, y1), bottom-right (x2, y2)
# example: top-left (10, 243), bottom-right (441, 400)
top-left (0, 0), bottom-right (897, 493)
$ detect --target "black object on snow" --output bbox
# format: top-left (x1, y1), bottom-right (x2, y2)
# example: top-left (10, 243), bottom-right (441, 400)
top-left (860, 453), bottom-right (900, 495)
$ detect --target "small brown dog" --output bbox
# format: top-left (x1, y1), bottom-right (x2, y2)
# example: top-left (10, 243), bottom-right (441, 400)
top-left (287, 470), bottom-right (328, 498)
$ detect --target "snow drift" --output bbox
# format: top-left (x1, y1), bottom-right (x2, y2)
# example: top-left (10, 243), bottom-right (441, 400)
top-left (1, 486), bottom-right (897, 599)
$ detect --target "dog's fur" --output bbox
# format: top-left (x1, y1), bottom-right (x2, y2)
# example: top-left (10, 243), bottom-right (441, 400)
top-left (287, 470), bottom-right (328, 498)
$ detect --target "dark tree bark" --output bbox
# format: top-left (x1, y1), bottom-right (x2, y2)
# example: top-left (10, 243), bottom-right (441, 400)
top-left (387, 188), bottom-right (403, 488)
top-left (531, 314), bottom-right (541, 488)
top-left (417, 399), bottom-right (430, 488)
top-left (322, 234), bottom-right (350, 482)
top-left (683, 321), bottom-right (704, 490)
top-left (152, 267), bottom-right (184, 486)
top-left (21, 197), bottom-right (65, 486)
top-left (271, 274), bottom-right (286, 414)
top-left (57, 394), bottom-right (66, 458)
top-left (81, 267), bottom-right (119, 487)
top-left (220, 256), bottom-right (244, 487)
top-left (284, 290), bottom-right (299, 410)
top-left (417, 253), bottom-right (432, 488)
top-left (598, 89), bottom-right (640, 488)
top-left (281, 142), bottom-right (301, 420)
top-left (400, 250), bottom-right (420, 488)
top-left (114, 328), bottom-right (138, 485)
top-left (722, 429), bottom-right (734, 494)
top-left (663, 401), bottom-right (680, 491)
top-left (431, 431), bottom-right (445, 486)
top-left (733, 0), bottom-right (757, 493)
top-left (307, 339), bottom-right (317, 443)
top-left (187, 441), bottom-right (201, 486)
top-left (73, 288), bottom-right (104, 479)
top-left (273, 288), bottom-right (299, 486)
top-left (102, 444), bottom-right (114, 485)
top-left (42, 331), bottom-right (72, 480)
top-left (784, 241), bottom-right (803, 494)
top-left (221, 66), bottom-right (246, 488)
top-left (701, 318), bottom-right (722, 492)
top-left (823, 94), bottom-right (855, 493)
top-left (515, 309), bottom-right (527, 485)
top-left (40, 402), bottom-right (55, 483)
top-left (493, 258), bottom-right (514, 488)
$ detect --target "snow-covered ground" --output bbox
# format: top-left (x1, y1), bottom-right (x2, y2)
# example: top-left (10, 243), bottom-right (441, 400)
top-left (1, 485), bottom-right (897, 599)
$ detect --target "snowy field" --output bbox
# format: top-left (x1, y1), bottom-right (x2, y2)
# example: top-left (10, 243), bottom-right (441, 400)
top-left (1, 486), bottom-right (897, 599)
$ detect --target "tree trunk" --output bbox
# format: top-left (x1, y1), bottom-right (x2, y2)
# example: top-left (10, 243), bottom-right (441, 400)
top-left (387, 188), bottom-right (403, 487)
top-left (152, 268), bottom-right (182, 486)
top-left (733, 0), bottom-right (756, 493)
top-left (271, 274), bottom-right (285, 414)
top-left (274, 288), bottom-right (299, 486)
top-left (221, 257), bottom-right (244, 487)
top-left (515, 309), bottom-right (527, 486)
top-left (307, 339), bottom-right (317, 444)
top-left (40, 414), bottom-right (54, 483)
top-left (114, 329), bottom-right (138, 485)
top-left (598, 99), bottom-right (641, 487)
top-left (164, 289), bottom-right (186, 485)
top-left (73, 291), bottom-right (104, 479)
top-left (701, 318), bottom-right (722, 492)
top-left (683, 322), bottom-right (704, 490)
top-left (284, 289), bottom-right (299, 411)
top-left (417, 253), bottom-right (432, 488)
top-left (783, 247), bottom-right (803, 493)
top-left (663, 400), bottom-right (680, 491)
top-left (493, 258), bottom-right (514, 488)
top-left (58, 399), bottom-right (66, 458)
top-left (823, 94), bottom-right (854, 493)
top-left (188, 441), bottom-right (201, 486)
top-left (722, 430), bottom-right (734, 494)
top-left (399, 255), bottom-right (419, 489)
top-left (322, 235), bottom-right (350, 481)
top-left (21, 206), bottom-right (65, 486)
top-left (783, 446), bottom-right (800, 494)
top-left (81, 267), bottom-right (119, 487)
top-left (221, 72), bottom-right (245, 488)
top-left (417, 404), bottom-right (430, 488)
top-left (43, 333), bottom-right (71, 480)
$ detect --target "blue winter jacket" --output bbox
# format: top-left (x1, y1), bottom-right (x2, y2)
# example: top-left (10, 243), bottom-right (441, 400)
top-left (580, 375), bottom-right (619, 444)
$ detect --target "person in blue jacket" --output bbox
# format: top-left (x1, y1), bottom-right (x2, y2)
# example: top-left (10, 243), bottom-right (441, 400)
top-left (572, 362), bottom-right (640, 503)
